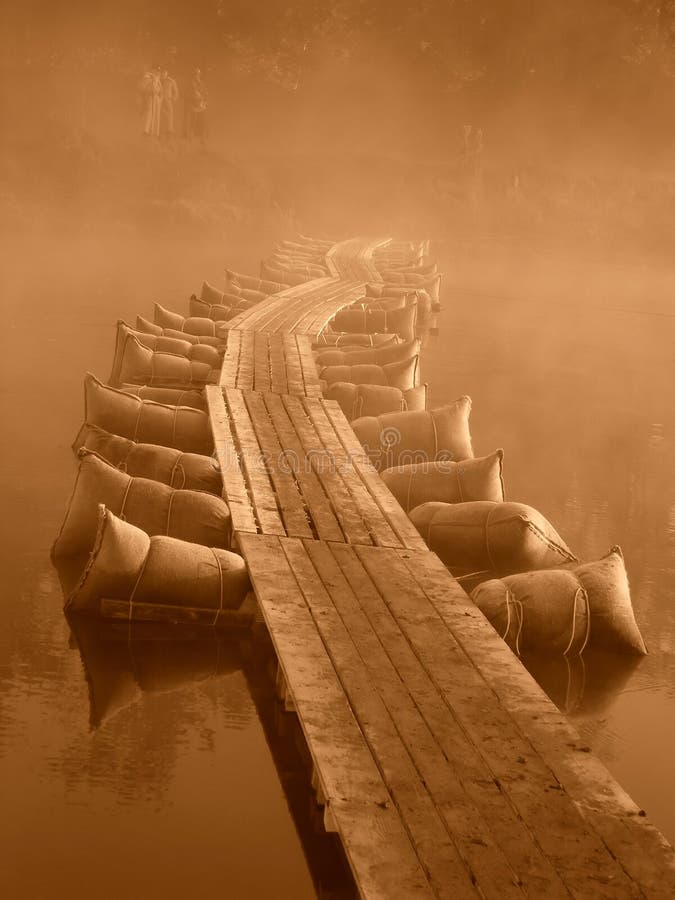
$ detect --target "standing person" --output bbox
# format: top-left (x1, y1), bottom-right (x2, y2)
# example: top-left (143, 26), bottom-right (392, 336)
top-left (140, 65), bottom-right (162, 138)
top-left (185, 68), bottom-right (208, 146)
top-left (161, 69), bottom-right (179, 143)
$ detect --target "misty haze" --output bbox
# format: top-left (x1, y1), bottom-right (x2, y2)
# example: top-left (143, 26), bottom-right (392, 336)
top-left (1, 2), bottom-right (674, 898)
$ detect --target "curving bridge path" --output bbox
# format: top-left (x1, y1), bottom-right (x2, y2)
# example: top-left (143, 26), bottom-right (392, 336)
top-left (206, 237), bottom-right (675, 899)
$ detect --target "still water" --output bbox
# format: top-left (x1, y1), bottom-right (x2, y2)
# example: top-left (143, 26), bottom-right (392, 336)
top-left (0, 232), bottom-right (353, 899)
top-left (1, 230), bottom-right (673, 897)
top-left (426, 236), bottom-right (675, 840)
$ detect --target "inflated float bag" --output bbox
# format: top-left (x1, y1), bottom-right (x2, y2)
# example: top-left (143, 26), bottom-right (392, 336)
top-left (154, 303), bottom-right (229, 340)
top-left (390, 262), bottom-right (438, 278)
top-left (75, 424), bottom-right (221, 494)
top-left (189, 295), bottom-right (258, 321)
top-left (358, 296), bottom-right (408, 311)
top-left (315, 338), bottom-right (420, 369)
top-left (225, 269), bottom-right (284, 295)
top-left (66, 506), bottom-right (249, 617)
top-left (381, 451), bottom-right (504, 511)
top-left (327, 383), bottom-right (426, 421)
top-left (268, 256), bottom-right (328, 278)
top-left (53, 450), bottom-right (231, 558)
top-left (410, 500), bottom-right (575, 577)
top-left (136, 316), bottom-right (224, 350)
top-left (352, 399), bottom-right (473, 471)
top-left (330, 303), bottom-right (417, 343)
top-left (109, 323), bottom-right (219, 388)
top-left (224, 286), bottom-right (269, 304)
top-left (119, 383), bottom-right (206, 410)
top-left (79, 374), bottom-right (213, 454)
top-left (320, 356), bottom-right (418, 392)
top-left (471, 547), bottom-right (647, 656)
top-left (260, 261), bottom-right (309, 286)
top-left (201, 281), bottom-right (225, 304)
top-left (313, 332), bottom-right (399, 348)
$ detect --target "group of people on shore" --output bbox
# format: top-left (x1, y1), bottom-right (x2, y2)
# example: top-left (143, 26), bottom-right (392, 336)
top-left (139, 66), bottom-right (207, 144)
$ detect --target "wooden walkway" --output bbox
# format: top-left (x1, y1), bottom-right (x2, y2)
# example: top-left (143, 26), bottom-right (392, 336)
top-left (207, 236), bottom-right (675, 899)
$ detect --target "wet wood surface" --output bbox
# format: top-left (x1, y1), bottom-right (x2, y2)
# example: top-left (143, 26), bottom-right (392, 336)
top-left (210, 235), bottom-right (675, 899)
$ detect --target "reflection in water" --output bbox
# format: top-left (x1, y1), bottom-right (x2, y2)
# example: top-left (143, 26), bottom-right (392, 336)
top-left (0, 233), bottom-right (340, 898)
top-left (68, 618), bottom-right (247, 729)
top-left (522, 650), bottom-right (643, 717)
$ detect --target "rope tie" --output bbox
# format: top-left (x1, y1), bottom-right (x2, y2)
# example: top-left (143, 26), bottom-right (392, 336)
top-left (169, 453), bottom-right (185, 489)
top-left (118, 476), bottom-right (134, 522)
top-left (430, 410), bottom-right (439, 460)
top-left (165, 490), bottom-right (176, 535)
top-left (406, 469), bottom-right (414, 513)
top-left (563, 587), bottom-right (591, 656)
top-left (210, 548), bottom-right (225, 627)
top-left (127, 550), bottom-right (151, 622)
top-left (483, 504), bottom-right (498, 571)
top-left (501, 588), bottom-right (525, 656)
top-left (171, 405), bottom-right (179, 448)
top-left (132, 400), bottom-right (144, 442)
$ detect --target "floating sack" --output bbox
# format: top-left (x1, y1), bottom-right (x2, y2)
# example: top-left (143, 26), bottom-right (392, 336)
top-left (320, 356), bottom-right (418, 392)
top-left (201, 281), bottom-right (225, 304)
top-left (189, 296), bottom-right (232, 322)
top-left (410, 500), bottom-right (576, 578)
top-left (53, 450), bottom-right (231, 558)
top-left (136, 316), bottom-right (224, 350)
top-left (119, 383), bottom-right (206, 410)
top-left (109, 322), bottom-right (220, 388)
top-left (75, 424), bottom-right (222, 494)
top-left (78, 374), bottom-right (213, 454)
top-left (66, 506), bottom-right (250, 619)
top-left (471, 547), bottom-right (647, 656)
top-left (381, 451), bottom-right (504, 511)
top-left (327, 383), bottom-right (427, 420)
top-left (313, 332), bottom-right (399, 348)
top-left (225, 269), bottom-right (284, 295)
top-left (380, 270), bottom-right (441, 297)
top-left (390, 261), bottom-right (438, 277)
top-left (223, 285), bottom-right (269, 304)
top-left (189, 295), bottom-right (258, 321)
top-left (358, 295), bottom-right (408, 311)
top-left (154, 303), bottom-right (229, 340)
top-left (351, 398), bottom-right (473, 471)
top-left (268, 255), bottom-right (329, 278)
top-left (330, 302), bottom-right (417, 343)
top-left (315, 338), bottom-right (420, 369)
top-left (260, 261), bottom-right (310, 286)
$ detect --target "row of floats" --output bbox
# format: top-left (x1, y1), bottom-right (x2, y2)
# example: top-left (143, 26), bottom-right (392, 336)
top-left (52, 235), bottom-right (647, 662)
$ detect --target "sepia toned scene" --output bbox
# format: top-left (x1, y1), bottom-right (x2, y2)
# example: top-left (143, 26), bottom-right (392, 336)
top-left (1, 2), bottom-right (674, 897)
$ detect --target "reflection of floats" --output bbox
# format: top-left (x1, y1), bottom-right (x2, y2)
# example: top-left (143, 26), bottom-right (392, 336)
top-left (68, 616), bottom-right (247, 728)
top-left (522, 648), bottom-right (643, 717)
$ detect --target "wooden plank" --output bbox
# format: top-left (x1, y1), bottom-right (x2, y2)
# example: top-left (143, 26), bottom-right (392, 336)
top-left (325, 541), bottom-right (571, 898)
top-left (243, 390), bottom-right (313, 539)
top-left (280, 538), bottom-right (480, 899)
top-left (204, 385), bottom-right (257, 534)
top-left (321, 398), bottom-right (430, 552)
top-left (283, 394), bottom-right (375, 546)
top-left (237, 532), bottom-right (435, 900)
top-left (402, 549), bottom-right (675, 899)
top-left (355, 546), bottom-right (641, 898)
top-left (302, 397), bottom-right (403, 548)
top-left (263, 392), bottom-right (345, 542)
top-left (223, 388), bottom-right (285, 535)
top-left (219, 328), bottom-right (242, 389)
top-left (254, 331), bottom-right (271, 393)
top-left (99, 591), bottom-right (257, 629)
